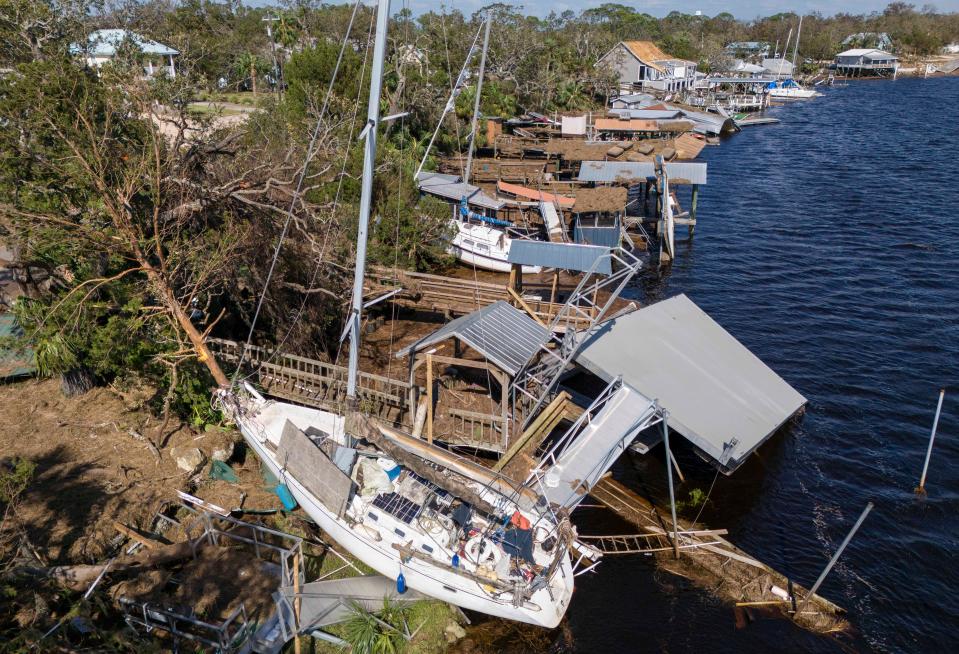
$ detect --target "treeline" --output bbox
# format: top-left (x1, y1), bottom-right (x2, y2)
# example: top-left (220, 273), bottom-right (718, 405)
top-left (81, 2), bottom-right (959, 96)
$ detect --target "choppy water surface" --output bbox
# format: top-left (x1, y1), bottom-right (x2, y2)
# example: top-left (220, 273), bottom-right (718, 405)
top-left (568, 78), bottom-right (959, 653)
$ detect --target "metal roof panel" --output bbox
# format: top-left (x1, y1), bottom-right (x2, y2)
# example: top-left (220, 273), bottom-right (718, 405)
top-left (395, 301), bottom-right (548, 376)
top-left (574, 294), bottom-right (806, 472)
top-left (507, 241), bottom-right (613, 275)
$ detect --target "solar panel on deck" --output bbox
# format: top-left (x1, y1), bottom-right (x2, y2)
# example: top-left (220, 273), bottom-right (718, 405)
top-left (372, 493), bottom-right (420, 524)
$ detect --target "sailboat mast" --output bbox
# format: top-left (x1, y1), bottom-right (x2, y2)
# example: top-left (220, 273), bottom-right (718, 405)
top-left (347, 0), bottom-right (391, 401)
top-left (792, 16), bottom-right (803, 71)
top-left (463, 13), bottom-right (491, 186)
top-left (777, 28), bottom-right (792, 79)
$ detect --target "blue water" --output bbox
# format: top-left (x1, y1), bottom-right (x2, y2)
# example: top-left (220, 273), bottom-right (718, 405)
top-left (568, 78), bottom-right (959, 653)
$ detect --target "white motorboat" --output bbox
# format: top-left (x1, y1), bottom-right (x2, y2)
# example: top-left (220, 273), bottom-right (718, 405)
top-left (448, 210), bottom-right (542, 274)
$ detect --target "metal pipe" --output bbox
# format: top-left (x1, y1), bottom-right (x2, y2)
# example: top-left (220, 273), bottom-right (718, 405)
top-left (346, 0), bottom-right (391, 400)
top-left (796, 502), bottom-right (873, 618)
top-left (917, 388), bottom-right (946, 493)
top-left (463, 13), bottom-right (491, 186)
top-left (663, 410), bottom-right (680, 559)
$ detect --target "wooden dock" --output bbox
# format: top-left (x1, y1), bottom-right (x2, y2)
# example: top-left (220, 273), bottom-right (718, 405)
top-left (588, 477), bottom-right (848, 633)
top-left (365, 266), bottom-right (601, 329)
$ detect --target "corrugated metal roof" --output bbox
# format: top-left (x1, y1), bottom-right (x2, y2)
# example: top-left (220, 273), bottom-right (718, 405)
top-left (665, 106), bottom-right (736, 136)
top-left (394, 301), bottom-right (548, 376)
top-left (75, 29), bottom-right (179, 57)
top-left (608, 109), bottom-right (685, 120)
top-left (507, 241), bottom-right (612, 275)
top-left (574, 224), bottom-right (621, 249)
top-left (573, 294), bottom-right (807, 473)
top-left (577, 161), bottom-right (707, 185)
top-left (417, 172), bottom-right (505, 211)
top-left (610, 93), bottom-right (657, 107)
top-left (595, 118), bottom-right (662, 132)
top-left (496, 181), bottom-right (575, 208)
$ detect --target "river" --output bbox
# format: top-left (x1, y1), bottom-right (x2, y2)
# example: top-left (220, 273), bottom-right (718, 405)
top-left (566, 77), bottom-right (959, 653)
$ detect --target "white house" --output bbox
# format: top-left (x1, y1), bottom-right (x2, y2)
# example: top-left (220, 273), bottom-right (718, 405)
top-left (73, 29), bottom-right (178, 79)
top-left (597, 41), bottom-right (697, 94)
top-left (761, 58), bottom-right (795, 79)
top-left (834, 49), bottom-right (899, 76)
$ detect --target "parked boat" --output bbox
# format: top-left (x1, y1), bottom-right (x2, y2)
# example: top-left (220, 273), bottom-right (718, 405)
top-left (767, 79), bottom-right (819, 100)
top-left (221, 387), bottom-right (574, 627)
top-left (449, 209), bottom-right (542, 274)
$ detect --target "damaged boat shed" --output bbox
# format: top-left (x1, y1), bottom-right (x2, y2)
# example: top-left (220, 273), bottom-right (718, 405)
top-left (572, 294), bottom-right (807, 473)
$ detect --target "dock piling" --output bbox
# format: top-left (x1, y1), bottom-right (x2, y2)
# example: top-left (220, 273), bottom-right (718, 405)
top-left (916, 388), bottom-right (946, 494)
top-left (662, 410), bottom-right (680, 559)
top-left (796, 501), bottom-right (873, 619)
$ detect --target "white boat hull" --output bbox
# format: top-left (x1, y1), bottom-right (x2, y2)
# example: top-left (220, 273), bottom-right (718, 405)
top-left (768, 87), bottom-right (818, 100)
top-left (228, 394), bottom-right (572, 628)
top-left (449, 220), bottom-right (542, 274)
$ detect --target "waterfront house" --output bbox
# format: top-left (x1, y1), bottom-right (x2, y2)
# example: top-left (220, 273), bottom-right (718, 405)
top-left (73, 29), bottom-right (178, 79)
top-left (833, 48), bottom-right (899, 77)
top-left (597, 41), bottom-right (697, 94)
top-left (761, 57), bottom-right (794, 79)
top-left (725, 41), bottom-right (770, 60)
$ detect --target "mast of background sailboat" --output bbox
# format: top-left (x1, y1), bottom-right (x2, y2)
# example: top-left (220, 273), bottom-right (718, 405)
top-left (776, 28), bottom-right (792, 80)
top-left (346, 0), bottom-right (391, 401)
top-left (463, 13), bottom-right (491, 186)
top-left (791, 16), bottom-right (803, 72)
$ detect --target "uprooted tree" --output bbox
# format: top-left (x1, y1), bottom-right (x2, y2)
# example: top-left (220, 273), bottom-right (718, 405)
top-left (0, 52), bottom-right (352, 418)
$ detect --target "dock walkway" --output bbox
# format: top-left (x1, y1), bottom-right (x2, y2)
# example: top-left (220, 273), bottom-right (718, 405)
top-left (589, 477), bottom-right (847, 633)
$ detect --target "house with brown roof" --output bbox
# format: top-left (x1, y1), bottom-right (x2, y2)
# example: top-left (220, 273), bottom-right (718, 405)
top-left (597, 41), bottom-right (697, 94)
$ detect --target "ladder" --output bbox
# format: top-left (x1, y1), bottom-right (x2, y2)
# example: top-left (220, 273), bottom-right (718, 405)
top-left (578, 531), bottom-right (726, 556)
top-left (510, 246), bottom-right (642, 426)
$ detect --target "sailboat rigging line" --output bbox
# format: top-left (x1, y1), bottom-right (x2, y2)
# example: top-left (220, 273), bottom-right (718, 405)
top-left (414, 21), bottom-right (484, 179)
top-left (438, 10), bottom-right (467, 178)
top-left (229, 0), bottom-right (365, 389)
top-left (385, 0), bottom-right (413, 382)
top-left (245, 5), bottom-right (376, 384)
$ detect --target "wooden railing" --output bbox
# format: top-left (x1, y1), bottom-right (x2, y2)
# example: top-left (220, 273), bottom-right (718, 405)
top-left (209, 338), bottom-right (415, 425)
top-left (446, 407), bottom-right (508, 453)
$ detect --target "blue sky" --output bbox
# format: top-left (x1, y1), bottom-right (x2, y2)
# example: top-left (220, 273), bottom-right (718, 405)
top-left (316, 0), bottom-right (959, 19)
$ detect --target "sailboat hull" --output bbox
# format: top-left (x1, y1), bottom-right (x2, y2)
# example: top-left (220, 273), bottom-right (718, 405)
top-left (230, 396), bottom-right (571, 628)
top-left (449, 221), bottom-right (542, 274)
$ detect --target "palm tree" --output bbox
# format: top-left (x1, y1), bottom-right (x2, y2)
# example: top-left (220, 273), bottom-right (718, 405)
top-left (234, 52), bottom-right (267, 96)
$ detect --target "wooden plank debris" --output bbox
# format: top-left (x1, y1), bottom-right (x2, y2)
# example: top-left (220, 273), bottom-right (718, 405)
top-left (588, 477), bottom-right (848, 633)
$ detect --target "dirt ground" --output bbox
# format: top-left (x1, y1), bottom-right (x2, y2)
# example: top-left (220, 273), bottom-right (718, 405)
top-left (0, 377), bottom-right (275, 565)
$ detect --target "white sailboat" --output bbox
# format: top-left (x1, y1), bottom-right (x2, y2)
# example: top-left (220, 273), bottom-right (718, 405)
top-left (449, 216), bottom-right (542, 274)
top-left (219, 0), bottom-right (574, 628)
top-left (767, 79), bottom-right (818, 100)
top-left (419, 15), bottom-right (547, 275)
top-left (768, 17), bottom-right (819, 100)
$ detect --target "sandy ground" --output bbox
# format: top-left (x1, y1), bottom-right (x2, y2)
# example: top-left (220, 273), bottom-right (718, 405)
top-left (0, 378), bottom-right (273, 565)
